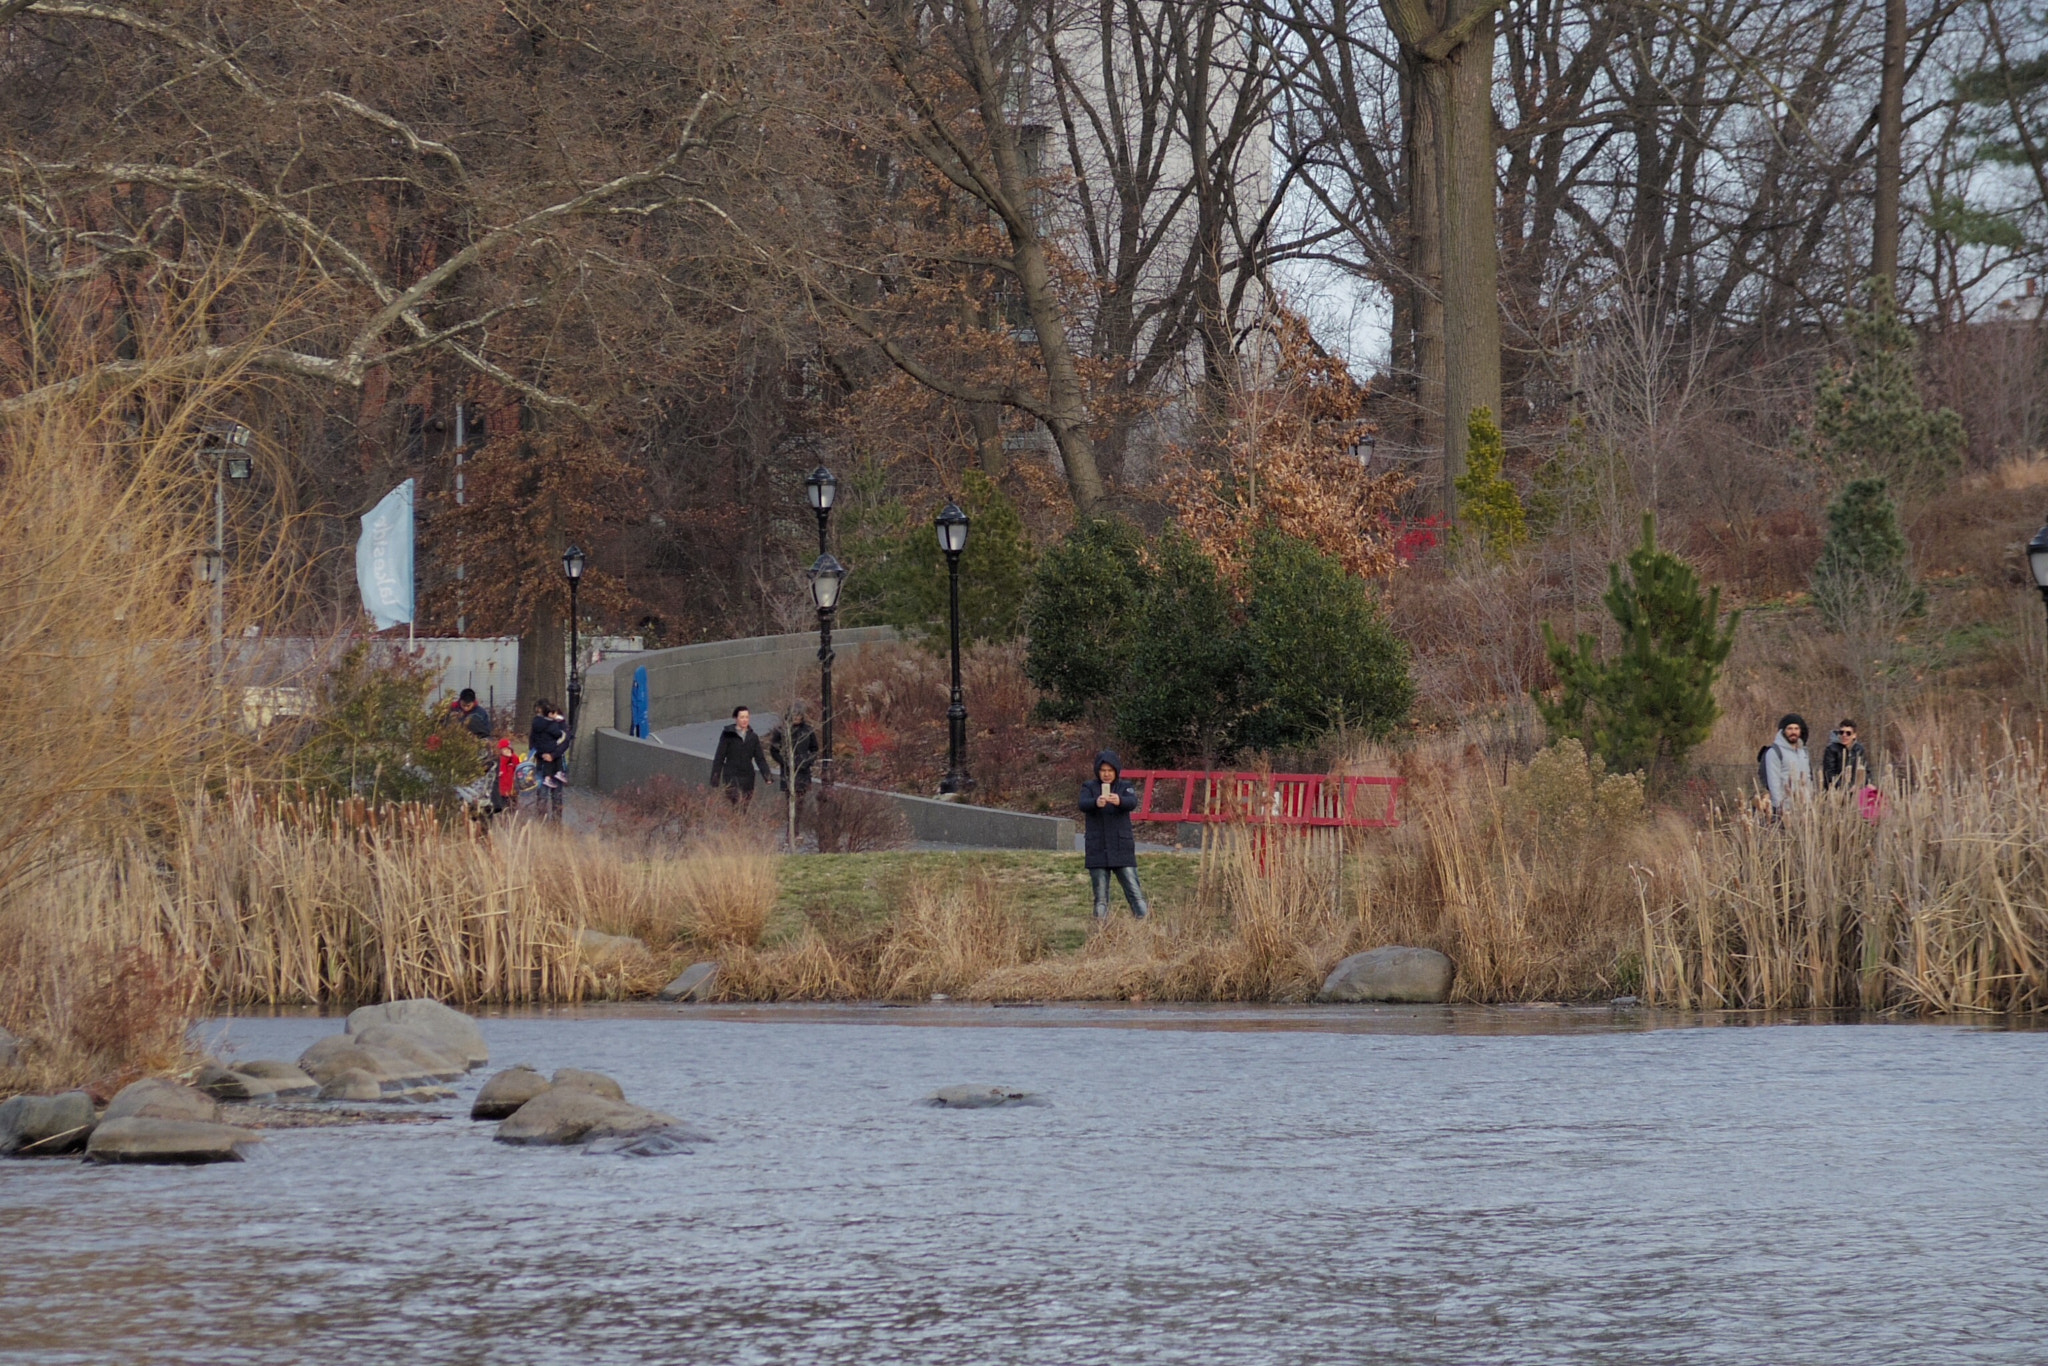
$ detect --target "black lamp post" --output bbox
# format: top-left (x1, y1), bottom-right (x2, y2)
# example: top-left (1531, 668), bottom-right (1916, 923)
top-left (935, 500), bottom-right (972, 795)
top-left (2029, 521), bottom-right (2048, 625)
top-left (1348, 429), bottom-right (1377, 470)
top-left (809, 552), bottom-right (847, 789)
top-left (562, 545), bottom-right (586, 738)
top-left (197, 420), bottom-right (252, 674)
top-left (805, 466), bottom-right (838, 555)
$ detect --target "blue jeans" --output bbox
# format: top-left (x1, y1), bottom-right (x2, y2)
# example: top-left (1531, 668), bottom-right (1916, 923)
top-left (1090, 865), bottom-right (1149, 919)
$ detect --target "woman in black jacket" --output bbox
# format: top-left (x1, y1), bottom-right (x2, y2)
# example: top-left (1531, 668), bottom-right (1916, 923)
top-left (528, 700), bottom-right (569, 822)
top-left (1078, 750), bottom-right (1149, 920)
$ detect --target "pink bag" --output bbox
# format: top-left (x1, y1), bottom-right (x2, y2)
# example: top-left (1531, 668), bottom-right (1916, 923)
top-left (1857, 785), bottom-right (1886, 822)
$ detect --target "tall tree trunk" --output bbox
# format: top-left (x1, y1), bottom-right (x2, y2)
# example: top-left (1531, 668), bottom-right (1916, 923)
top-left (516, 609), bottom-right (564, 745)
top-left (1872, 0), bottom-right (1906, 287)
top-left (1406, 51), bottom-right (1446, 467)
top-left (1385, 0), bottom-right (1500, 521)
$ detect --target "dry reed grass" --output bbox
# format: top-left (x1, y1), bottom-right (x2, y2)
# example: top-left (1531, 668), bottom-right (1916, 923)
top-left (673, 834), bottom-right (780, 947)
top-left (1646, 726), bottom-right (2048, 1012)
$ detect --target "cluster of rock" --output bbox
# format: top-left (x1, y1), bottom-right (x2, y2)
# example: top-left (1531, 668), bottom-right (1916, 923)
top-left (291, 998), bottom-right (491, 1101)
top-left (470, 1063), bottom-right (711, 1156)
top-left (0, 1078), bottom-right (261, 1164)
top-left (923, 1085), bottom-right (1047, 1109)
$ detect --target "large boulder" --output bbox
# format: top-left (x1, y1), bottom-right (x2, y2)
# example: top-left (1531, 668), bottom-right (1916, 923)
top-left (350, 1024), bottom-right (468, 1080)
top-left (923, 1086), bottom-right (1048, 1109)
top-left (494, 1088), bottom-right (697, 1147)
top-left (1317, 946), bottom-right (1454, 1004)
top-left (318, 1068), bottom-right (384, 1102)
top-left (85, 1117), bottom-right (259, 1164)
top-left (0, 1091), bottom-right (96, 1155)
top-left (298, 1036), bottom-right (436, 1090)
top-left (657, 962), bottom-right (719, 1003)
top-left (216, 1061), bottom-right (319, 1098)
top-left (105, 1078), bottom-right (220, 1125)
top-left (471, 1065), bottom-right (551, 1120)
top-left (549, 1067), bottom-right (625, 1102)
top-left (0, 1025), bottom-right (21, 1069)
top-left (344, 999), bottom-right (488, 1069)
top-left (577, 928), bottom-right (647, 968)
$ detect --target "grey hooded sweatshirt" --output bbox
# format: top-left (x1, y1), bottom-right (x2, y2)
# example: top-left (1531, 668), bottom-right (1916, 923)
top-left (1764, 729), bottom-right (1811, 813)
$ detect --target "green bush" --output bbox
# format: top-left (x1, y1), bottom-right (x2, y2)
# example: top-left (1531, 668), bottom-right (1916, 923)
top-left (1811, 476), bottom-right (1924, 632)
top-left (1114, 529), bottom-right (1253, 764)
top-left (841, 468), bottom-right (1034, 646)
top-left (1239, 530), bottom-right (1412, 750)
top-left (1023, 517), bottom-right (1152, 721)
top-left (289, 643), bottom-right (483, 804)
top-left (1800, 280), bottom-right (1966, 498)
top-left (1453, 406), bottom-right (1527, 559)
top-left (1537, 514), bottom-right (1739, 780)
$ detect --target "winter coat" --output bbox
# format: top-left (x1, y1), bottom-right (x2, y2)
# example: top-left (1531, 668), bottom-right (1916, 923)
top-left (529, 714), bottom-right (569, 767)
top-left (770, 721), bottom-right (820, 795)
top-left (709, 723), bottom-right (773, 793)
top-left (1764, 730), bottom-right (1811, 812)
top-left (1821, 737), bottom-right (1867, 790)
top-left (457, 702), bottom-right (492, 739)
top-left (495, 745), bottom-right (520, 799)
top-left (1078, 749), bottom-right (1142, 869)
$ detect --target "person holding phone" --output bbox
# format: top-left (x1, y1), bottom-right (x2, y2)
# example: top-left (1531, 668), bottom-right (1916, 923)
top-left (1078, 750), bottom-right (1149, 921)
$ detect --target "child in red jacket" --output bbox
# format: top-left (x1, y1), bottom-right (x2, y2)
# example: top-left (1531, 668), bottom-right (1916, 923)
top-left (493, 738), bottom-right (519, 814)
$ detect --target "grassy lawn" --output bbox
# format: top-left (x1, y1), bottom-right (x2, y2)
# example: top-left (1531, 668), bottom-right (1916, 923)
top-left (770, 848), bottom-right (1205, 952)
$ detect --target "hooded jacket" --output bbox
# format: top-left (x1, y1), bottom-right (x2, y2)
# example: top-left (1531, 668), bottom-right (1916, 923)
top-left (529, 712), bottom-right (568, 767)
top-left (709, 721), bottom-right (773, 793)
top-left (1764, 726), bottom-right (1811, 812)
top-left (1078, 750), bottom-right (1142, 869)
top-left (1821, 733), bottom-right (1867, 790)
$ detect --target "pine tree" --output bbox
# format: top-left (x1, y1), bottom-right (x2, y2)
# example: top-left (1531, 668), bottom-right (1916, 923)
top-left (1811, 477), bottom-right (1924, 633)
top-left (1537, 514), bottom-right (1740, 778)
top-left (1801, 280), bottom-right (1967, 498)
top-left (1452, 406), bottom-right (1527, 558)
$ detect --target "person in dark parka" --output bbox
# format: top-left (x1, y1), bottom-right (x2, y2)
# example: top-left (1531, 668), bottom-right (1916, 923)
top-left (708, 705), bottom-right (774, 805)
top-left (1078, 750), bottom-right (1149, 920)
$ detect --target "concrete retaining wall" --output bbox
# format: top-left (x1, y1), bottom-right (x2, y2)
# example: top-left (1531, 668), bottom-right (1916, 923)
top-left (591, 728), bottom-right (1076, 852)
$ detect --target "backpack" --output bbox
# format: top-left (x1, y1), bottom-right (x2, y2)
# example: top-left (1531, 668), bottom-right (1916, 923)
top-left (1756, 744), bottom-right (1772, 793)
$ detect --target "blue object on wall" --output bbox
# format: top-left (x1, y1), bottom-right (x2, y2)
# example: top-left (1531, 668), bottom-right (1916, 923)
top-left (631, 666), bottom-right (650, 738)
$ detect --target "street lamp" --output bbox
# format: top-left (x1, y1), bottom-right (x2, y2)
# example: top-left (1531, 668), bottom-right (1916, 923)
top-left (562, 545), bottom-right (586, 739)
top-left (1348, 429), bottom-right (1377, 470)
top-left (2029, 521), bottom-right (2048, 624)
top-left (809, 552), bottom-right (847, 790)
top-left (196, 420), bottom-right (251, 674)
top-left (805, 465), bottom-right (838, 555)
top-left (935, 500), bottom-right (972, 795)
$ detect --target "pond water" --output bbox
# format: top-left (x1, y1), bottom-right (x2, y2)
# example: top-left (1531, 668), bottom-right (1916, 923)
top-left (3, 1004), bottom-right (2046, 1365)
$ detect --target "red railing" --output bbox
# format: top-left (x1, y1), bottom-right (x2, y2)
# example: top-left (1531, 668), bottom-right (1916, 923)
top-left (1117, 770), bottom-right (1403, 829)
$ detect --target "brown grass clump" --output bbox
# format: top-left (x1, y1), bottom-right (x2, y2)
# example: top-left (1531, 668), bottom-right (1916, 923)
top-left (874, 877), bottom-right (1044, 999)
top-left (716, 928), bottom-right (867, 1001)
top-left (675, 834), bottom-right (781, 947)
top-left (1646, 725), bottom-right (2048, 1012)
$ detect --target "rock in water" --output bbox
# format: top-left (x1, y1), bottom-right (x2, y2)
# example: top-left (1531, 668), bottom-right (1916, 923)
top-left (658, 962), bottom-right (719, 1003)
top-left (85, 1117), bottom-right (259, 1165)
top-left (343, 999), bottom-right (489, 1069)
top-left (104, 1079), bottom-right (220, 1124)
top-left (1316, 946), bottom-right (1455, 1004)
top-left (471, 1065), bottom-right (552, 1120)
top-left (550, 1067), bottom-right (626, 1102)
top-left (318, 1069), bottom-right (384, 1102)
top-left (0, 1091), bottom-right (96, 1156)
top-left (215, 1061), bottom-right (319, 1098)
top-left (583, 1127), bottom-right (714, 1157)
top-left (350, 1024), bottom-right (469, 1079)
top-left (923, 1086), bottom-right (1048, 1109)
top-left (494, 1089), bottom-right (686, 1146)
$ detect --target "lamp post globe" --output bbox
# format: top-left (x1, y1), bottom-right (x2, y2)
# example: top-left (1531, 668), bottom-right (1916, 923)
top-left (562, 545), bottom-right (586, 738)
top-left (2030, 521), bottom-right (2048, 620)
top-left (805, 466), bottom-right (838, 555)
top-left (809, 552), bottom-right (847, 789)
top-left (935, 501), bottom-right (972, 795)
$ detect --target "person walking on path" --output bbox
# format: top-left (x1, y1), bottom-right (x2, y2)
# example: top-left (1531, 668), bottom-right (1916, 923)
top-left (529, 699), bottom-right (569, 823)
top-left (709, 705), bottom-right (773, 806)
top-left (1078, 750), bottom-right (1149, 921)
top-left (1761, 713), bottom-right (1812, 818)
top-left (1822, 720), bottom-right (1868, 791)
top-left (769, 704), bottom-right (820, 798)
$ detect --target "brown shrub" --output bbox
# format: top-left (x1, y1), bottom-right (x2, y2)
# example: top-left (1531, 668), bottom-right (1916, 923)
top-left (812, 786), bottom-right (912, 852)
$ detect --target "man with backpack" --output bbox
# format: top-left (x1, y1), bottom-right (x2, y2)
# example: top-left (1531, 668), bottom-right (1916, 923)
top-left (1759, 714), bottom-right (1811, 818)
